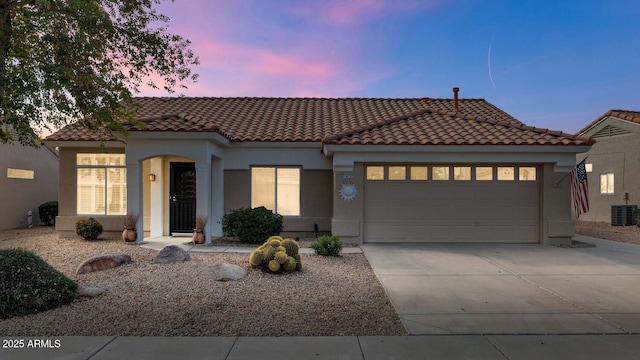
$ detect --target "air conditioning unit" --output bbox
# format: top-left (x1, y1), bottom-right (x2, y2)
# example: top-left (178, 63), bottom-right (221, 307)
top-left (611, 205), bottom-right (638, 226)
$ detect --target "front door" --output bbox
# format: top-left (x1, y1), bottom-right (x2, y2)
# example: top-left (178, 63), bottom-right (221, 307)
top-left (170, 162), bottom-right (196, 234)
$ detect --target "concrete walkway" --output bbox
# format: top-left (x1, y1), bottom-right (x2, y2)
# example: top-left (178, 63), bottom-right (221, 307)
top-left (137, 235), bottom-right (363, 254)
top-left (4, 234), bottom-right (640, 359)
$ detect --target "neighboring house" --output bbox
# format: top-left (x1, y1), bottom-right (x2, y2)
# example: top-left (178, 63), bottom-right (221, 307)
top-left (575, 110), bottom-right (640, 223)
top-left (45, 90), bottom-right (593, 245)
top-left (0, 140), bottom-right (59, 229)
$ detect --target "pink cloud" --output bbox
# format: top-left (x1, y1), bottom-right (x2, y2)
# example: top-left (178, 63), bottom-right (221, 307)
top-left (137, 0), bottom-right (440, 98)
top-left (286, 0), bottom-right (436, 26)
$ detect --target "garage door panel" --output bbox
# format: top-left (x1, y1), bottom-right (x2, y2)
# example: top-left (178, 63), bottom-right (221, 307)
top-left (364, 165), bottom-right (539, 243)
top-left (365, 223), bottom-right (538, 243)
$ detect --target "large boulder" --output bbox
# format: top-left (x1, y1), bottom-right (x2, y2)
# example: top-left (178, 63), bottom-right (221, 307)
top-left (76, 253), bottom-right (132, 274)
top-left (211, 262), bottom-right (246, 281)
top-left (153, 245), bottom-right (191, 264)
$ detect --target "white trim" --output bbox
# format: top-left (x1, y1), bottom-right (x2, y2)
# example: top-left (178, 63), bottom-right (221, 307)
top-left (578, 115), bottom-right (640, 137)
top-left (229, 141), bottom-right (323, 149)
top-left (327, 146), bottom-right (585, 173)
top-left (323, 144), bottom-right (591, 156)
top-left (44, 140), bottom-right (125, 148)
top-left (125, 131), bottom-right (231, 146)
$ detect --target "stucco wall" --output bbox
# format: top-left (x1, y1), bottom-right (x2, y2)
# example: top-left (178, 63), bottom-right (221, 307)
top-left (55, 147), bottom-right (126, 238)
top-left (223, 169), bottom-right (333, 237)
top-left (0, 143), bottom-right (59, 229)
top-left (576, 129), bottom-right (640, 223)
top-left (540, 164), bottom-right (574, 245)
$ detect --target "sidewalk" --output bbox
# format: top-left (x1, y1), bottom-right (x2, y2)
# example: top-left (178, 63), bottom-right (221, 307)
top-left (2, 334), bottom-right (640, 360)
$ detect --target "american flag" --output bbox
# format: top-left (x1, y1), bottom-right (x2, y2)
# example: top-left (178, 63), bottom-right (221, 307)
top-left (570, 159), bottom-right (589, 217)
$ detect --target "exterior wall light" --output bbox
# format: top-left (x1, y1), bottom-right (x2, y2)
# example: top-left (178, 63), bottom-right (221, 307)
top-left (149, 174), bottom-right (156, 182)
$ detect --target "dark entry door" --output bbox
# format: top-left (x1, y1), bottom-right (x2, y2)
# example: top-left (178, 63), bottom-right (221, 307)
top-left (170, 162), bottom-right (196, 233)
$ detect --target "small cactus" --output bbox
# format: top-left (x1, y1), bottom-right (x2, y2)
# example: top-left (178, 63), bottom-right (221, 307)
top-left (262, 246), bottom-right (276, 263)
top-left (249, 250), bottom-right (263, 267)
top-left (268, 260), bottom-right (281, 272)
top-left (283, 256), bottom-right (297, 272)
top-left (294, 254), bottom-right (302, 271)
top-left (281, 238), bottom-right (299, 256)
top-left (269, 238), bottom-right (282, 248)
top-left (276, 246), bottom-right (286, 253)
top-left (274, 251), bottom-right (288, 264)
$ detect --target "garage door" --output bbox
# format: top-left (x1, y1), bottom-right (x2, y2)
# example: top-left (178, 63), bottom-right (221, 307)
top-left (364, 165), bottom-right (539, 243)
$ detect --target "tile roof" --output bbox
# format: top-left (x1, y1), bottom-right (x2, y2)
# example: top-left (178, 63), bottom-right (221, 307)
top-left (46, 97), bottom-right (594, 146)
top-left (576, 109), bottom-right (640, 136)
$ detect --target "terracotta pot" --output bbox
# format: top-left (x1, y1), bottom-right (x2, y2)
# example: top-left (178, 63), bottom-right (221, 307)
top-left (123, 227), bottom-right (137, 242)
top-left (193, 229), bottom-right (205, 244)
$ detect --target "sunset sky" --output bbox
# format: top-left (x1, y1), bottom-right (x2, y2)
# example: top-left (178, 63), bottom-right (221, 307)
top-left (141, 0), bottom-right (640, 134)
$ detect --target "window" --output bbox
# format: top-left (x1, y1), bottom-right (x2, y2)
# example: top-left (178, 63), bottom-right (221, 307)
top-left (497, 167), bottom-right (515, 181)
top-left (7, 168), bottom-right (34, 179)
top-left (585, 163), bottom-right (593, 173)
top-left (518, 167), bottom-right (537, 181)
top-left (410, 166), bottom-right (428, 180)
top-left (251, 167), bottom-right (300, 216)
top-left (453, 167), bottom-right (471, 180)
top-left (475, 167), bottom-right (493, 181)
top-left (600, 173), bottom-right (614, 194)
top-left (77, 154), bottom-right (126, 215)
top-left (432, 166), bottom-right (449, 180)
top-left (388, 166), bottom-right (406, 180)
top-left (366, 166), bottom-right (384, 180)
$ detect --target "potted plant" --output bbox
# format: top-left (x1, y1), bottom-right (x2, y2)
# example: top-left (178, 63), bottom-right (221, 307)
top-left (122, 212), bottom-right (139, 242)
top-left (193, 215), bottom-right (207, 244)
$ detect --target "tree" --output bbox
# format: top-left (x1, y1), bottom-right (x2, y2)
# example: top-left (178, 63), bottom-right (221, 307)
top-left (0, 0), bottom-right (199, 146)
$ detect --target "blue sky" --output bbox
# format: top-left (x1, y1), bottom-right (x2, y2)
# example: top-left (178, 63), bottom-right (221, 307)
top-left (143, 0), bottom-right (640, 134)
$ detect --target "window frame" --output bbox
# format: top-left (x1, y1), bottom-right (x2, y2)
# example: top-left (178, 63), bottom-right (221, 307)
top-left (251, 166), bottom-right (301, 216)
top-left (600, 173), bottom-right (614, 194)
top-left (76, 153), bottom-right (127, 216)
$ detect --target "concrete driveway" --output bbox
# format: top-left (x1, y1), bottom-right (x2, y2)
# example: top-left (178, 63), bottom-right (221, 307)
top-left (361, 234), bottom-right (640, 335)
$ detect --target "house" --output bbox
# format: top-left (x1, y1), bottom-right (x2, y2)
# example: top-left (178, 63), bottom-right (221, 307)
top-left (45, 89), bottom-right (594, 245)
top-left (575, 110), bottom-right (640, 224)
top-left (0, 140), bottom-right (59, 229)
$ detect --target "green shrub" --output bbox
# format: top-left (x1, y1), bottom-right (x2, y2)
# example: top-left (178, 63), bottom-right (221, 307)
top-left (220, 206), bottom-right (284, 244)
top-left (75, 217), bottom-right (103, 240)
top-left (38, 201), bottom-right (58, 226)
top-left (0, 248), bottom-right (78, 319)
top-left (310, 235), bottom-right (343, 256)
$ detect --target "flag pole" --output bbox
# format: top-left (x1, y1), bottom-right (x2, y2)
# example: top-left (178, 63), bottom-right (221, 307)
top-left (554, 156), bottom-right (588, 187)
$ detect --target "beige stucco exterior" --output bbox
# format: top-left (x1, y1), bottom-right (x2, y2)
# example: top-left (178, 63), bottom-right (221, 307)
top-left (0, 143), bottom-right (59, 229)
top-left (55, 146), bottom-right (126, 238)
top-left (224, 169), bottom-right (333, 237)
top-left (576, 116), bottom-right (640, 223)
top-left (50, 135), bottom-right (587, 245)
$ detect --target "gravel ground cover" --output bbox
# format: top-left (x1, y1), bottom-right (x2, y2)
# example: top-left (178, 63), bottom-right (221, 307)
top-left (0, 227), bottom-right (406, 336)
top-left (575, 220), bottom-right (640, 245)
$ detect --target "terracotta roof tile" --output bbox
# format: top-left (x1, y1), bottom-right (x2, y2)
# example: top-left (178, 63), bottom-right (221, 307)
top-left (46, 97), bottom-right (593, 146)
top-left (576, 109), bottom-right (640, 135)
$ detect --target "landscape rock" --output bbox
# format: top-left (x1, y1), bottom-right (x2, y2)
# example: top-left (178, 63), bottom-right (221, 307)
top-left (76, 287), bottom-right (105, 298)
top-left (76, 253), bottom-right (132, 274)
top-left (211, 262), bottom-right (247, 281)
top-left (153, 245), bottom-right (191, 264)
